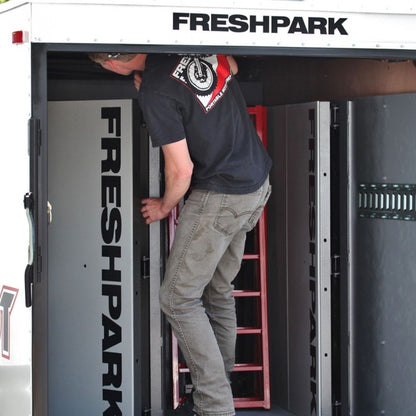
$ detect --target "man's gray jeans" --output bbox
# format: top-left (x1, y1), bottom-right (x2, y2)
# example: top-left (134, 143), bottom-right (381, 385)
top-left (160, 177), bottom-right (271, 416)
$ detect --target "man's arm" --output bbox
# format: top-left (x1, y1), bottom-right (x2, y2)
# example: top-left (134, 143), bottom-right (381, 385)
top-left (226, 55), bottom-right (238, 75)
top-left (141, 138), bottom-right (193, 224)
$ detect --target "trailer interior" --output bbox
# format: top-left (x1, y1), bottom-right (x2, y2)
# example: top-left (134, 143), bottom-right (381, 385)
top-left (41, 48), bottom-right (416, 416)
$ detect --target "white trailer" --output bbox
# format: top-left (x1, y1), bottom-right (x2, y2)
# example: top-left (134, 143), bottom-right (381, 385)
top-left (1, 1), bottom-right (416, 415)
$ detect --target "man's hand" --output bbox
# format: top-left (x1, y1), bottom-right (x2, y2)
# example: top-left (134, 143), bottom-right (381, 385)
top-left (134, 71), bottom-right (143, 90)
top-left (141, 197), bottom-right (170, 225)
top-left (141, 139), bottom-right (193, 225)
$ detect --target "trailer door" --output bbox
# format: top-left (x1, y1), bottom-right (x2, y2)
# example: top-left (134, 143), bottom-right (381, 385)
top-left (350, 93), bottom-right (416, 415)
top-left (46, 99), bottom-right (148, 415)
top-left (268, 102), bottom-right (333, 416)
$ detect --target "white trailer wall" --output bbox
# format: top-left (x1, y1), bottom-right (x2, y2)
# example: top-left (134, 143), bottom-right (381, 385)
top-left (0, 2), bottom-right (32, 415)
top-left (1, 1), bottom-right (416, 416)
top-left (25, 0), bottom-right (416, 51)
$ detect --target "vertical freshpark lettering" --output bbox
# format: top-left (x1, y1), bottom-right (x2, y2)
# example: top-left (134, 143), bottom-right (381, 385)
top-left (101, 107), bottom-right (123, 415)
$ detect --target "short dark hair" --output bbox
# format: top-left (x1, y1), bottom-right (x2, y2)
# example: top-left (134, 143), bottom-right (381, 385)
top-left (88, 52), bottom-right (137, 65)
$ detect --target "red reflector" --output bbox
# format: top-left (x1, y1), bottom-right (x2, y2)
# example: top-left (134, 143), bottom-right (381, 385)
top-left (12, 31), bottom-right (24, 44)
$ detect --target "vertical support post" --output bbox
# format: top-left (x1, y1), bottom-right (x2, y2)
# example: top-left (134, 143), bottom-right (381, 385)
top-left (317, 102), bottom-right (332, 416)
top-left (149, 142), bottom-right (163, 416)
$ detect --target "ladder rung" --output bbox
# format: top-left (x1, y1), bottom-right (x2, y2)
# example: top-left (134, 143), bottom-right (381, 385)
top-left (242, 254), bottom-right (260, 260)
top-left (234, 398), bottom-right (268, 409)
top-left (233, 363), bottom-right (263, 372)
top-left (178, 363), bottom-right (189, 373)
top-left (237, 326), bottom-right (261, 334)
top-left (233, 290), bottom-right (260, 297)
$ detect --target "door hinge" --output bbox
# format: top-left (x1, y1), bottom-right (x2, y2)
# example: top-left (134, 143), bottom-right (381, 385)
top-left (29, 118), bottom-right (41, 156)
top-left (333, 400), bottom-right (342, 416)
top-left (143, 407), bottom-right (151, 416)
top-left (331, 105), bottom-right (340, 130)
top-left (331, 254), bottom-right (340, 279)
top-left (37, 248), bottom-right (42, 275)
top-left (142, 255), bottom-right (150, 279)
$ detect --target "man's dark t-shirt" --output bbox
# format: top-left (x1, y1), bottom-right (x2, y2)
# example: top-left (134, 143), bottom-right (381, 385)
top-left (138, 54), bottom-right (272, 194)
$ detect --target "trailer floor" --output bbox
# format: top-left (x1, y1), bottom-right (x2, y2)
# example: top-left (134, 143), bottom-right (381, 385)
top-left (237, 405), bottom-right (294, 416)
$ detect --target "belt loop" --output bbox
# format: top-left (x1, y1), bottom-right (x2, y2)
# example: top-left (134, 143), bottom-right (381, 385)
top-left (199, 190), bottom-right (210, 214)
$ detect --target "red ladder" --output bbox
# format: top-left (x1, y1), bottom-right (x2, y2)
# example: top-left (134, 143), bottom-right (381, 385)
top-left (169, 106), bottom-right (270, 409)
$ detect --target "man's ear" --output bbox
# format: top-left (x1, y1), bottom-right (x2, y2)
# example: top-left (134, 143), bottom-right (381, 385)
top-left (101, 59), bottom-right (117, 72)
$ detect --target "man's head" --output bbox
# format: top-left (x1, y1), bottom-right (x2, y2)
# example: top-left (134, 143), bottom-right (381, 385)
top-left (89, 52), bottom-right (147, 75)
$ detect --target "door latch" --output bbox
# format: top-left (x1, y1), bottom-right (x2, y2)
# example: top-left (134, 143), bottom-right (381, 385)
top-left (47, 201), bottom-right (53, 224)
top-left (24, 192), bottom-right (35, 307)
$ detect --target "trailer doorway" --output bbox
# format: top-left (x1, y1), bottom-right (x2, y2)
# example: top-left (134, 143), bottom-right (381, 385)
top-left (36, 49), bottom-right (416, 416)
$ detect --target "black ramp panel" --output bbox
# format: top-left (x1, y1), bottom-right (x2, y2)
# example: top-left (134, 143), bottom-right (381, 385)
top-left (351, 93), bottom-right (416, 416)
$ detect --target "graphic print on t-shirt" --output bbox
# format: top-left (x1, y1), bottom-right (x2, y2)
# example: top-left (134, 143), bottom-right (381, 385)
top-left (170, 55), bottom-right (233, 113)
